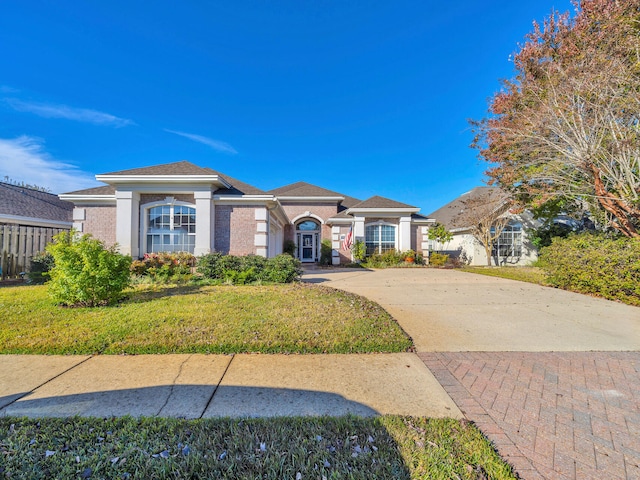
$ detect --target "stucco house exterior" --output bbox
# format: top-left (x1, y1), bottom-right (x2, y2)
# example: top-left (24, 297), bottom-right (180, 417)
top-left (427, 186), bottom-right (538, 266)
top-left (60, 161), bottom-right (433, 264)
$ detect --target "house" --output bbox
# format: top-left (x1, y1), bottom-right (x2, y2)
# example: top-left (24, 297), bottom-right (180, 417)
top-left (59, 161), bottom-right (433, 264)
top-left (427, 186), bottom-right (538, 266)
top-left (0, 181), bottom-right (73, 277)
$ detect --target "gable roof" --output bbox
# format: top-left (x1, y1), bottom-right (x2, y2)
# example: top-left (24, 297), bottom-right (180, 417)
top-left (427, 186), bottom-right (506, 230)
top-left (269, 181), bottom-right (343, 198)
top-left (349, 195), bottom-right (417, 209)
top-left (101, 160), bottom-right (215, 176)
top-left (269, 181), bottom-right (361, 208)
top-left (0, 182), bottom-right (73, 223)
top-left (65, 161), bottom-right (266, 196)
top-left (65, 185), bottom-right (116, 196)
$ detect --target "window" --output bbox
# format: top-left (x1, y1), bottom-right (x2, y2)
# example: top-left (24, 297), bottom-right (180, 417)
top-left (146, 205), bottom-right (196, 253)
top-left (365, 224), bottom-right (396, 255)
top-left (492, 222), bottom-right (522, 257)
top-left (297, 220), bottom-right (320, 231)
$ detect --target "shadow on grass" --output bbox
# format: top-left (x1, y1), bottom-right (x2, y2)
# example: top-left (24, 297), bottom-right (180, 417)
top-left (0, 385), bottom-right (516, 479)
top-left (122, 284), bottom-right (207, 304)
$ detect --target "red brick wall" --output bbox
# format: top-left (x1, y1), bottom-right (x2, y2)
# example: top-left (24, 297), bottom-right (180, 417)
top-left (214, 205), bottom-right (257, 255)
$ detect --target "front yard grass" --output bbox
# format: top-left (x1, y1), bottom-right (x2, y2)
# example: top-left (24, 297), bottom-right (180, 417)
top-left (0, 283), bottom-right (412, 355)
top-left (0, 415), bottom-right (516, 479)
top-left (460, 266), bottom-right (549, 286)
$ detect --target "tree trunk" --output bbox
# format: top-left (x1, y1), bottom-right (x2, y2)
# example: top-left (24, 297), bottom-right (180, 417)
top-left (484, 244), bottom-right (493, 266)
top-left (590, 164), bottom-right (640, 238)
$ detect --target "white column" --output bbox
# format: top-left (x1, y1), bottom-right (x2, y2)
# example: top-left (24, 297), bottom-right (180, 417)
top-left (399, 216), bottom-right (412, 251)
top-left (194, 191), bottom-right (214, 256)
top-left (115, 190), bottom-right (140, 257)
top-left (354, 216), bottom-right (365, 242)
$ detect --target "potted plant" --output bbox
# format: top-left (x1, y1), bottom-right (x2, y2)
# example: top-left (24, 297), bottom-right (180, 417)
top-left (403, 249), bottom-right (416, 264)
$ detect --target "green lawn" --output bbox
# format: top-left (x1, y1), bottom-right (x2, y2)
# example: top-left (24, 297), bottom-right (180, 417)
top-left (460, 266), bottom-right (549, 285)
top-left (0, 416), bottom-right (516, 480)
top-left (0, 283), bottom-right (412, 354)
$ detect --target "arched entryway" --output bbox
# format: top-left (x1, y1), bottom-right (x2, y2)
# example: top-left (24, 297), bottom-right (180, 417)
top-left (295, 219), bottom-right (320, 262)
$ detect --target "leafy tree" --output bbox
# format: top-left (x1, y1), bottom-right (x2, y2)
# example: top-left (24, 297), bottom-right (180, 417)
top-left (427, 223), bottom-right (453, 253)
top-left (46, 231), bottom-right (131, 307)
top-left (472, 0), bottom-right (640, 238)
top-left (453, 189), bottom-right (512, 266)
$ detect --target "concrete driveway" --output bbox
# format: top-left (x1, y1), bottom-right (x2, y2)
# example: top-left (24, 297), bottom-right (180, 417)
top-left (304, 267), bottom-right (640, 479)
top-left (303, 267), bottom-right (640, 352)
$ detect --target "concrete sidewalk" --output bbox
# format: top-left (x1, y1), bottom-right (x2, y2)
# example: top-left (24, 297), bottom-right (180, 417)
top-left (0, 353), bottom-right (461, 419)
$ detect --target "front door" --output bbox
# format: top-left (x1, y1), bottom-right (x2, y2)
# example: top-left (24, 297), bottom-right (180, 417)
top-left (300, 233), bottom-right (316, 262)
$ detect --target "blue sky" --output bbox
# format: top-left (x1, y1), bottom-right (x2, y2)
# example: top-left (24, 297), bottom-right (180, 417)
top-left (0, 1), bottom-right (573, 213)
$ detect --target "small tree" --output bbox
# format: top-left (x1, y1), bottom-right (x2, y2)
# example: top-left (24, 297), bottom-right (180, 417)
top-left (352, 240), bottom-right (366, 263)
top-left (46, 231), bottom-right (131, 307)
top-left (453, 189), bottom-right (512, 266)
top-left (427, 223), bottom-right (453, 253)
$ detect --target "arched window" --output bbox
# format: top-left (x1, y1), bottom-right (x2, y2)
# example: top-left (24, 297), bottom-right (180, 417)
top-left (146, 204), bottom-right (196, 253)
top-left (365, 224), bottom-right (396, 255)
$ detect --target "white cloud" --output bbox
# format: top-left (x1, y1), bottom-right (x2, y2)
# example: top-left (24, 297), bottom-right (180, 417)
top-left (5, 98), bottom-right (135, 128)
top-left (0, 136), bottom-right (98, 194)
top-left (165, 129), bottom-right (238, 154)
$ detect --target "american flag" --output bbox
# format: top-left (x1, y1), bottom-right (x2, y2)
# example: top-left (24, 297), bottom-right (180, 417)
top-left (342, 226), bottom-right (353, 251)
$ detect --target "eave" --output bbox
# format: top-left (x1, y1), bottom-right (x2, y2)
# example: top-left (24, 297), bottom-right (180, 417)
top-left (95, 174), bottom-right (232, 189)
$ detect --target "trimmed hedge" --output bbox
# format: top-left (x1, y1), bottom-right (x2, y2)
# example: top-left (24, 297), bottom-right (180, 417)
top-left (539, 234), bottom-right (640, 306)
top-left (197, 253), bottom-right (302, 284)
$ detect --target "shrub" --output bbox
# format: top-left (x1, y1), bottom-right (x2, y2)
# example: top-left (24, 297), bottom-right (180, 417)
top-left (352, 240), bottom-right (366, 262)
top-left (239, 254), bottom-right (268, 273)
top-left (46, 231), bottom-right (132, 307)
top-left (27, 251), bottom-right (55, 284)
top-left (364, 249), bottom-right (414, 268)
top-left (196, 252), bottom-right (224, 279)
top-left (429, 252), bottom-right (449, 267)
top-left (261, 254), bottom-right (303, 283)
top-left (283, 239), bottom-right (296, 256)
top-left (539, 234), bottom-right (640, 305)
top-left (320, 239), bottom-right (333, 265)
top-left (197, 252), bottom-right (302, 284)
top-left (131, 252), bottom-right (195, 283)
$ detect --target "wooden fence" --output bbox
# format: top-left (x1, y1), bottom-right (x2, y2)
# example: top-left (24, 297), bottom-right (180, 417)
top-left (0, 224), bottom-right (69, 279)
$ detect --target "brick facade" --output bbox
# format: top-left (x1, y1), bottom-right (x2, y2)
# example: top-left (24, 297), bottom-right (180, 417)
top-left (214, 205), bottom-right (258, 255)
top-left (280, 202), bottom-right (338, 242)
top-left (81, 205), bottom-right (117, 247)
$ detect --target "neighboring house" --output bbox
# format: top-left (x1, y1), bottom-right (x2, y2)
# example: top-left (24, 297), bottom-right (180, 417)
top-left (0, 181), bottom-right (73, 277)
top-left (427, 186), bottom-right (538, 266)
top-left (59, 161), bottom-right (433, 264)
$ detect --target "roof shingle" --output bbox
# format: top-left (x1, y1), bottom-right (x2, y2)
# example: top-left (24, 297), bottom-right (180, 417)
top-left (349, 195), bottom-right (417, 209)
top-left (0, 182), bottom-right (73, 222)
top-left (427, 186), bottom-right (505, 229)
